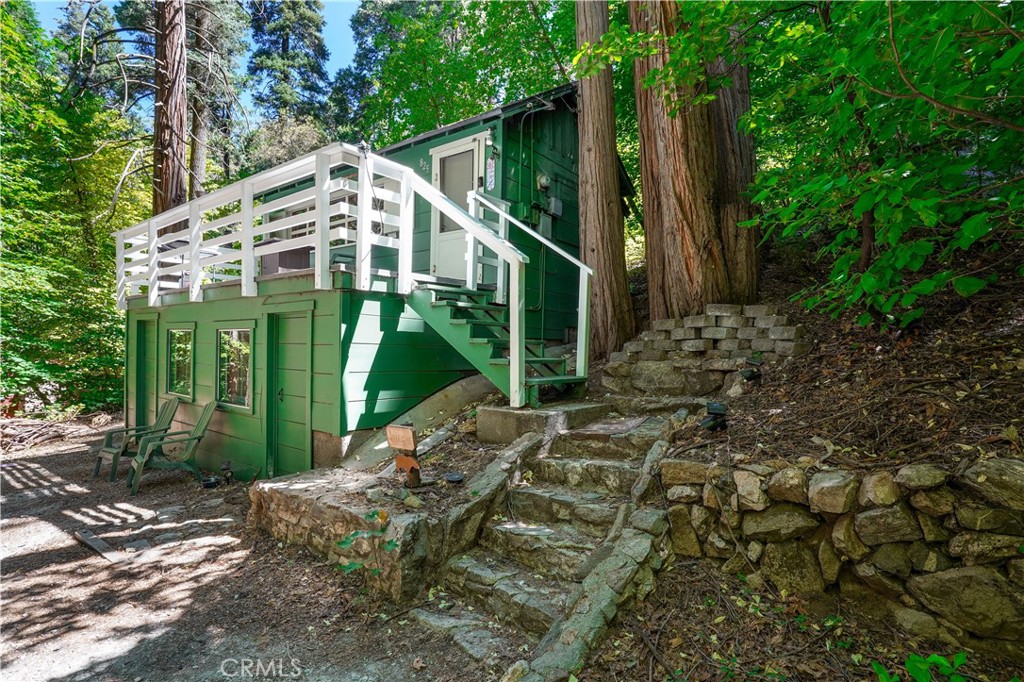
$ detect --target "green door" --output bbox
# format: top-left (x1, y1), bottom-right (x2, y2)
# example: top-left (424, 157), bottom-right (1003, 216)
top-left (134, 319), bottom-right (157, 428)
top-left (269, 312), bottom-right (312, 476)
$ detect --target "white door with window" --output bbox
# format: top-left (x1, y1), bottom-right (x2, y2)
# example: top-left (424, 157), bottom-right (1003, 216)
top-left (430, 135), bottom-right (486, 280)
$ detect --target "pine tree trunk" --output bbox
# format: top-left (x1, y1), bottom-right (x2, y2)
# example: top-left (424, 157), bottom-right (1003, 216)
top-left (576, 0), bottom-right (635, 360)
top-left (153, 0), bottom-right (188, 215)
top-left (629, 1), bottom-right (758, 318)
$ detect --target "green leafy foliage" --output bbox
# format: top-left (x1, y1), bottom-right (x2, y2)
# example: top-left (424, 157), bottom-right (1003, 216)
top-left (348, 0), bottom-right (578, 147)
top-left (1, 1), bottom-right (148, 411)
top-left (335, 510), bottom-right (397, 580)
top-left (582, 1), bottom-right (1024, 327)
top-left (872, 651), bottom-right (971, 682)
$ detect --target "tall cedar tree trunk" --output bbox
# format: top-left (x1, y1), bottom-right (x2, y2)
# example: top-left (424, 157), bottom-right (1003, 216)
top-left (189, 98), bottom-right (208, 199)
top-left (707, 50), bottom-right (758, 302)
top-left (188, 2), bottom-right (209, 199)
top-left (576, 0), bottom-right (635, 359)
top-left (153, 0), bottom-right (188, 215)
top-left (629, 1), bottom-right (758, 319)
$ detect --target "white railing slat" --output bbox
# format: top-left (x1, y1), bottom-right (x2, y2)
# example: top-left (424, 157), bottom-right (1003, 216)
top-left (239, 182), bottom-right (256, 296)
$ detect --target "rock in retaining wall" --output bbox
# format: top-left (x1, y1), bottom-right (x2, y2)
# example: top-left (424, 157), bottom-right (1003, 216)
top-left (660, 455), bottom-right (1024, 661)
top-left (603, 304), bottom-right (811, 397)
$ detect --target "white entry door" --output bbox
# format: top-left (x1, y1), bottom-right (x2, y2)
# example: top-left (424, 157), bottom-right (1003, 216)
top-left (430, 135), bottom-right (486, 280)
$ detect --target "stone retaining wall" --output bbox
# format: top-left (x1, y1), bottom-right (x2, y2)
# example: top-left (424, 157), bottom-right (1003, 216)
top-left (661, 455), bottom-right (1024, 660)
top-left (248, 433), bottom-right (542, 601)
top-left (603, 304), bottom-right (811, 397)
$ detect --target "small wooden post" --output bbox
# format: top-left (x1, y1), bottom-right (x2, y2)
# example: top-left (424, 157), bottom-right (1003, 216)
top-left (387, 423), bottom-right (420, 488)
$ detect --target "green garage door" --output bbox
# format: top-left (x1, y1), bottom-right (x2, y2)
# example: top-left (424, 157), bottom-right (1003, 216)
top-left (270, 312), bottom-right (311, 476)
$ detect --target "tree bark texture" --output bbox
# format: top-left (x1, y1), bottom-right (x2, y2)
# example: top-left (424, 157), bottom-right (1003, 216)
top-left (187, 1), bottom-right (209, 200)
top-left (576, 0), bottom-right (635, 359)
top-left (188, 97), bottom-right (208, 200)
top-left (629, 1), bottom-right (758, 319)
top-left (153, 0), bottom-right (188, 216)
top-left (707, 51), bottom-right (758, 303)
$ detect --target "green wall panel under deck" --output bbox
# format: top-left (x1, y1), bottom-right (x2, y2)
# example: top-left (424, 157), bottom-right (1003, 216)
top-left (340, 291), bottom-right (472, 431)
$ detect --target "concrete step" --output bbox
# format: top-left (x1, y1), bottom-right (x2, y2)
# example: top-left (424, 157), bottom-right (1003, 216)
top-left (508, 485), bottom-right (622, 538)
top-left (409, 603), bottom-right (526, 666)
top-left (445, 550), bottom-right (572, 639)
top-left (477, 401), bottom-right (612, 445)
top-left (526, 456), bottom-right (640, 496)
top-left (549, 415), bottom-right (665, 461)
top-left (481, 520), bottom-right (597, 580)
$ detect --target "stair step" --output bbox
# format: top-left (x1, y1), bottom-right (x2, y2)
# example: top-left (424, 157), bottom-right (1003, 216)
top-left (445, 550), bottom-right (571, 639)
top-left (469, 338), bottom-right (548, 352)
top-left (509, 486), bottom-right (622, 538)
top-left (410, 604), bottom-right (525, 664)
top-left (489, 357), bottom-right (566, 367)
top-left (449, 318), bottom-right (509, 329)
top-left (525, 457), bottom-right (640, 495)
top-left (431, 300), bottom-right (506, 312)
top-left (549, 416), bottom-right (665, 461)
top-left (524, 375), bottom-right (587, 386)
top-left (416, 283), bottom-right (492, 299)
top-left (481, 520), bottom-right (597, 579)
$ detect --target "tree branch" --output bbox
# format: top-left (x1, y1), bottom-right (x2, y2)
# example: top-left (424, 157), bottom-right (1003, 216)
top-left (886, 0), bottom-right (1024, 133)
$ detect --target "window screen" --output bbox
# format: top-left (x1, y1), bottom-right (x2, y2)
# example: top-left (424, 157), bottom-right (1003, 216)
top-left (217, 329), bottom-right (251, 407)
top-left (439, 150), bottom-right (474, 233)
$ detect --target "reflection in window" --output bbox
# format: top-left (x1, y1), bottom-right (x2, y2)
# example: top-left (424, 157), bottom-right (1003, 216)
top-left (167, 329), bottom-right (193, 396)
top-left (218, 329), bottom-right (251, 407)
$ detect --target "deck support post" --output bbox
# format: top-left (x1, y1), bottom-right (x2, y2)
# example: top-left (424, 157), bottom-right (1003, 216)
top-left (495, 211), bottom-right (508, 305)
top-left (240, 181), bottom-right (256, 296)
top-left (116, 233), bottom-right (126, 310)
top-left (314, 152), bottom-right (332, 290)
top-left (146, 219), bottom-right (159, 306)
top-left (188, 202), bottom-right (203, 302)
top-left (509, 260), bottom-right (526, 408)
top-left (577, 271), bottom-right (591, 377)
top-left (355, 152), bottom-right (374, 291)
top-left (397, 171), bottom-right (414, 295)
top-left (465, 192), bottom-right (479, 290)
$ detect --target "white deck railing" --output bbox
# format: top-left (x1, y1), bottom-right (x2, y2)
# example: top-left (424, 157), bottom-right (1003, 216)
top-left (115, 141), bottom-right (596, 407)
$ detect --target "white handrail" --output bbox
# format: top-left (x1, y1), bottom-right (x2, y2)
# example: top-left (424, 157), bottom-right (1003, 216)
top-left (469, 190), bottom-right (592, 379)
top-left (470, 191), bottom-right (593, 277)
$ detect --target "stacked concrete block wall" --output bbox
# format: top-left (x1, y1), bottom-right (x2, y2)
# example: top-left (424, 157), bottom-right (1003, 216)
top-left (661, 455), bottom-right (1024, 660)
top-left (603, 304), bottom-right (811, 397)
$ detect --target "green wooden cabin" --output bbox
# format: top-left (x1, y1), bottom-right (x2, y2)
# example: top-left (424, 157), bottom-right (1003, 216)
top-left (117, 84), bottom-right (598, 480)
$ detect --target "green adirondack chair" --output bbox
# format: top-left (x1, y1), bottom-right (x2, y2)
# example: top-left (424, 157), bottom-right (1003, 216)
top-left (93, 397), bottom-right (180, 482)
top-left (126, 401), bottom-right (218, 496)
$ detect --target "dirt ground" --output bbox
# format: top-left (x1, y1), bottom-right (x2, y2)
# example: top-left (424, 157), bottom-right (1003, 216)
top-left (0, 427), bottom-right (508, 682)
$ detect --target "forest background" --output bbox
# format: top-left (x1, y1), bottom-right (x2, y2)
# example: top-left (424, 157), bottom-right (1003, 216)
top-left (2, 0), bottom-right (1021, 414)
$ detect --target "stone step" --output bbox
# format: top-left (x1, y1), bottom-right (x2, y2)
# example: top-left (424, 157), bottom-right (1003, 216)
top-left (549, 415), bottom-right (665, 461)
top-left (445, 550), bottom-right (572, 639)
top-left (409, 603), bottom-right (525, 667)
top-left (481, 519), bottom-right (597, 580)
top-left (509, 485), bottom-right (622, 538)
top-left (526, 456), bottom-right (640, 496)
